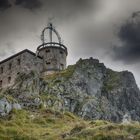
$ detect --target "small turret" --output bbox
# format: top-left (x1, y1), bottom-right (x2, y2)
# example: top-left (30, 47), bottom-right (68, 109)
top-left (37, 23), bottom-right (68, 75)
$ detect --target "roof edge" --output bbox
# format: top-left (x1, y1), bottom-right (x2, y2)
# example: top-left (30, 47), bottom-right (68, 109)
top-left (0, 49), bottom-right (42, 65)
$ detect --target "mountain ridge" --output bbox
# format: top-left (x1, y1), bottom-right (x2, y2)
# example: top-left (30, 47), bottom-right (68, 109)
top-left (0, 57), bottom-right (139, 123)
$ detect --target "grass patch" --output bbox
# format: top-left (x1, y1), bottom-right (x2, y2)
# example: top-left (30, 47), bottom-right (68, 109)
top-left (103, 69), bottom-right (121, 92)
top-left (0, 109), bottom-right (139, 140)
top-left (45, 64), bottom-right (76, 81)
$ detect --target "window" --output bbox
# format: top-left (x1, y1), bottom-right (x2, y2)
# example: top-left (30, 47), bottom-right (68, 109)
top-left (46, 49), bottom-right (50, 53)
top-left (8, 77), bottom-right (11, 83)
top-left (17, 59), bottom-right (21, 65)
top-left (0, 80), bottom-right (2, 87)
top-left (60, 51), bottom-right (63, 54)
top-left (60, 64), bottom-right (64, 70)
top-left (0, 67), bottom-right (3, 74)
top-left (9, 63), bottom-right (12, 70)
top-left (46, 62), bottom-right (51, 65)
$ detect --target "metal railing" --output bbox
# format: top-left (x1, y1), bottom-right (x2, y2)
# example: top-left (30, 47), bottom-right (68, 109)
top-left (37, 42), bottom-right (68, 55)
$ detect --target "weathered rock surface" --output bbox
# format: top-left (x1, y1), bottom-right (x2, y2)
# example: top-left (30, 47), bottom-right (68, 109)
top-left (0, 58), bottom-right (140, 122)
top-left (0, 97), bottom-right (21, 116)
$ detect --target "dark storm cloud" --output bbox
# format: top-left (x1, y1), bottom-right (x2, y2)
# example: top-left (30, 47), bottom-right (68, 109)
top-left (0, 0), bottom-right (96, 15)
top-left (15, 0), bottom-right (42, 10)
top-left (1, 0), bottom-right (97, 19)
top-left (41, 0), bottom-right (97, 19)
top-left (113, 11), bottom-right (140, 64)
top-left (14, 0), bottom-right (96, 14)
top-left (43, 0), bottom-right (94, 11)
top-left (0, 0), bottom-right (11, 11)
top-left (0, 0), bottom-right (97, 60)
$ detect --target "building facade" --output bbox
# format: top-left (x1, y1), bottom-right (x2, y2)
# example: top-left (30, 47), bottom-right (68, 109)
top-left (0, 23), bottom-right (68, 88)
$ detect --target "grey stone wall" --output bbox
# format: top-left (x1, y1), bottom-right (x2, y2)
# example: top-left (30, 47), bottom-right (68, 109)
top-left (0, 45), bottom-right (67, 88)
top-left (38, 47), bottom-right (67, 75)
top-left (22, 51), bottom-right (43, 74)
top-left (0, 51), bottom-right (43, 88)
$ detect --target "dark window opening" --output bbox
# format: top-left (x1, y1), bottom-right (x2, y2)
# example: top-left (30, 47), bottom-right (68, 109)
top-left (46, 49), bottom-right (50, 53)
top-left (8, 77), bottom-right (11, 83)
top-left (46, 62), bottom-right (51, 65)
top-left (9, 63), bottom-right (12, 70)
top-left (60, 64), bottom-right (64, 70)
top-left (1, 67), bottom-right (3, 74)
top-left (60, 51), bottom-right (63, 54)
top-left (0, 80), bottom-right (2, 87)
top-left (17, 59), bottom-right (21, 65)
top-left (17, 72), bottom-right (20, 75)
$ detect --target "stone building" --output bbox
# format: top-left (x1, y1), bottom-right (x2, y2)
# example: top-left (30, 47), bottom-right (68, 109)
top-left (0, 23), bottom-right (68, 88)
top-left (37, 23), bottom-right (68, 75)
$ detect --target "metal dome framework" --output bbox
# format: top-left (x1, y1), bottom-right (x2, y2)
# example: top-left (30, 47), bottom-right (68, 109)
top-left (37, 23), bottom-right (67, 55)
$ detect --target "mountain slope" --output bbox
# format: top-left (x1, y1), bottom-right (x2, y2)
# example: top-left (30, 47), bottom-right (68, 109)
top-left (0, 58), bottom-right (140, 123)
top-left (0, 109), bottom-right (140, 140)
top-left (44, 58), bottom-right (140, 122)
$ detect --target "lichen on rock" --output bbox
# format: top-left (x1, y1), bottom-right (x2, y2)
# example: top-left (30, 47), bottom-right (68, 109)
top-left (0, 58), bottom-right (140, 122)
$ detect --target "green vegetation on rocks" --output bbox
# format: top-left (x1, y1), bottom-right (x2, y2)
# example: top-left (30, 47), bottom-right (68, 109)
top-left (0, 58), bottom-right (140, 139)
top-left (45, 64), bottom-right (76, 81)
top-left (103, 69), bottom-right (121, 92)
top-left (0, 109), bottom-right (140, 140)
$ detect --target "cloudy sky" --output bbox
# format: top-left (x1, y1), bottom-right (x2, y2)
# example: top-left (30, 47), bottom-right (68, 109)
top-left (0, 0), bottom-right (140, 86)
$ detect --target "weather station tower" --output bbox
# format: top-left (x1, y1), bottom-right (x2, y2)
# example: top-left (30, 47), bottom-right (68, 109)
top-left (37, 23), bottom-right (68, 75)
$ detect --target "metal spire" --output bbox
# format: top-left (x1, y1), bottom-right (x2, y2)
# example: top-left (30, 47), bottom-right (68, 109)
top-left (37, 23), bottom-right (68, 56)
top-left (41, 23), bottom-right (62, 45)
top-left (49, 23), bottom-right (53, 43)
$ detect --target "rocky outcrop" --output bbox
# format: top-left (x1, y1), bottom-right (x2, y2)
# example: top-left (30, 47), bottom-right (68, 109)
top-left (0, 58), bottom-right (140, 122)
top-left (43, 58), bottom-right (140, 122)
top-left (0, 97), bottom-right (21, 116)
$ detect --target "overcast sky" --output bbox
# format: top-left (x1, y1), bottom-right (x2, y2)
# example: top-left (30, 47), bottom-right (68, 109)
top-left (0, 0), bottom-right (140, 87)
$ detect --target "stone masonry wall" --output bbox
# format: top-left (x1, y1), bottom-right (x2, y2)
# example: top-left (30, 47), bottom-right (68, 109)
top-left (0, 51), bottom-right (43, 88)
top-left (38, 47), bottom-right (67, 75)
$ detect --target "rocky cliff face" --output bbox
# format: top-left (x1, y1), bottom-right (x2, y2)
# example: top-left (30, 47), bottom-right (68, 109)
top-left (0, 58), bottom-right (140, 122)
